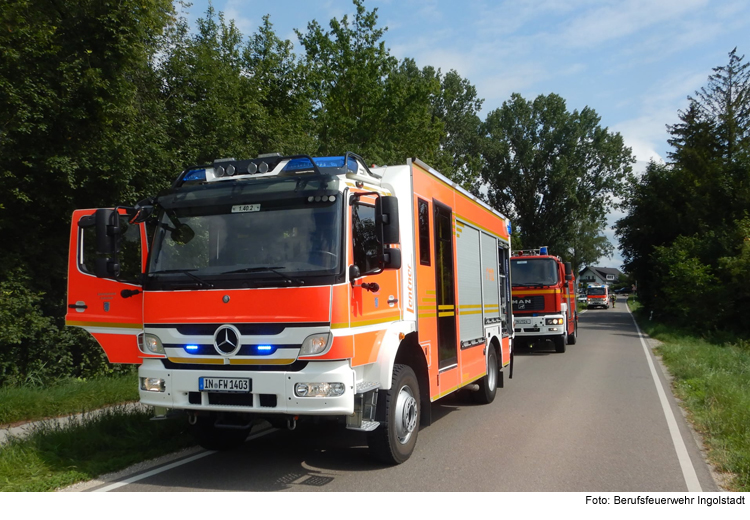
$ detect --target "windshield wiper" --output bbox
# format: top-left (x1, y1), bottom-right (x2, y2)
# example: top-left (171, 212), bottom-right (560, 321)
top-left (149, 269), bottom-right (214, 288)
top-left (221, 266), bottom-right (305, 285)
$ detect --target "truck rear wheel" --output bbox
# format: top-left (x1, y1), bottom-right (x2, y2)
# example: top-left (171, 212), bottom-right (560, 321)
top-left (190, 414), bottom-right (250, 451)
top-left (367, 364), bottom-right (420, 465)
top-left (472, 346), bottom-right (498, 404)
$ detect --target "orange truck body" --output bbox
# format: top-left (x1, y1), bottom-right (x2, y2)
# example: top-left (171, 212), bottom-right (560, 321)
top-left (66, 154), bottom-right (514, 463)
top-left (510, 249), bottom-right (577, 352)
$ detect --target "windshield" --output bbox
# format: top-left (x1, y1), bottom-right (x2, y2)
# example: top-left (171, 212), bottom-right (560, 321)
top-left (510, 258), bottom-right (559, 286)
top-left (588, 287), bottom-right (606, 295)
top-left (147, 178), bottom-right (342, 287)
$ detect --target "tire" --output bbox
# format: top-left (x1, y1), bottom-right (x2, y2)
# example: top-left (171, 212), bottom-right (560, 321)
top-left (472, 346), bottom-right (498, 404)
top-left (367, 364), bottom-right (420, 465)
top-left (190, 414), bottom-right (250, 451)
top-left (567, 319), bottom-right (578, 345)
top-left (553, 335), bottom-right (566, 353)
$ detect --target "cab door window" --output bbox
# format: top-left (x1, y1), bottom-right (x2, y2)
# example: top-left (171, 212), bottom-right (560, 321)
top-left (352, 203), bottom-right (379, 274)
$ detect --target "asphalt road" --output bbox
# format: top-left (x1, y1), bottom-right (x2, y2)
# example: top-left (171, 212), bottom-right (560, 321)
top-left (89, 296), bottom-right (719, 492)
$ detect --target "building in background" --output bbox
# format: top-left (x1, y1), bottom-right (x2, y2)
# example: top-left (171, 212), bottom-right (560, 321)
top-left (578, 266), bottom-right (624, 288)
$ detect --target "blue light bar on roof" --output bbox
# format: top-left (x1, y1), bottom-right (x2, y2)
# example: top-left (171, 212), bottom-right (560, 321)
top-left (283, 156), bottom-right (358, 172)
top-left (182, 169), bottom-right (207, 182)
top-left (540, 246), bottom-right (548, 255)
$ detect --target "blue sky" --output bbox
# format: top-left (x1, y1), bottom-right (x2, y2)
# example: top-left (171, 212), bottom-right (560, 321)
top-left (178, 0), bottom-right (750, 268)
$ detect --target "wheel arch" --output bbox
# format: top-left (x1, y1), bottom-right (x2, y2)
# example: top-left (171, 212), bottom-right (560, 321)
top-left (394, 332), bottom-right (431, 426)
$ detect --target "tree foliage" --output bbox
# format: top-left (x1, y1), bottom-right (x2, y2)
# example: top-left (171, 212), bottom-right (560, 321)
top-left (616, 49), bottom-right (750, 333)
top-left (481, 93), bottom-right (633, 261)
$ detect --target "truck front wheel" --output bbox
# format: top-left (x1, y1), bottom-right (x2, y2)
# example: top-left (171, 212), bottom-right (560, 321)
top-left (367, 364), bottom-right (420, 465)
top-left (553, 335), bottom-right (566, 353)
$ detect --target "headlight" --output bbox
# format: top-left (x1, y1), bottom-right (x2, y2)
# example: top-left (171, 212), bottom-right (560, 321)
top-left (545, 318), bottom-right (564, 325)
top-left (299, 333), bottom-right (332, 356)
top-left (138, 333), bottom-right (165, 355)
top-left (294, 382), bottom-right (346, 397)
top-left (140, 377), bottom-right (165, 392)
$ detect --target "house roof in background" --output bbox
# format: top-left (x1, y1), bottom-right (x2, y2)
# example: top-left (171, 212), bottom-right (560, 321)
top-left (579, 266), bottom-right (624, 279)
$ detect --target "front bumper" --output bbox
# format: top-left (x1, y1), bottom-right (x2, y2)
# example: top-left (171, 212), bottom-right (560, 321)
top-left (138, 358), bottom-right (355, 416)
top-left (587, 299), bottom-right (608, 308)
top-left (513, 315), bottom-right (566, 337)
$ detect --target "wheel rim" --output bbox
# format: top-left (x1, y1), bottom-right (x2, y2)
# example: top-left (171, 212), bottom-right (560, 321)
top-left (394, 384), bottom-right (418, 444)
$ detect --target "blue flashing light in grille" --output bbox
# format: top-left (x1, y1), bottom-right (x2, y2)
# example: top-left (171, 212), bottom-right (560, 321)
top-left (183, 169), bottom-right (207, 182)
top-left (185, 345), bottom-right (200, 352)
top-left (257, 345), bottom-right (273, 352)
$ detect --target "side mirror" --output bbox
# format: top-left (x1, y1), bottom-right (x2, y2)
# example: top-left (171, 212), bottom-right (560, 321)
top-left (376, 196), bottom-right (400, 245)
top-left (564, 262), bottom-right (573, 281)
top-left (349, 264), bottom-right (361, 285)
top-left (95, 208), bottom-right (120, 256)
top-left (129, 198), bottom-right (155, 224)
top-left (384, 247), bottom-right (402, 269)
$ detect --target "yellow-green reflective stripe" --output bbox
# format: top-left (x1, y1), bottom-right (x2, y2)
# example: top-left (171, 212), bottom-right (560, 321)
top-left (66, 321), bottom-right (142, 329)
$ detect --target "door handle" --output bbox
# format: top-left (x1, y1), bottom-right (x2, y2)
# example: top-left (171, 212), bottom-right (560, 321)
top-left (68, 302), bottom-right (87, 310)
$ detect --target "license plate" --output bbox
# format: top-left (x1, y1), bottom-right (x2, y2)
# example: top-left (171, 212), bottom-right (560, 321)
top-left (516, 318), bottom-right (531, 324)
top-left (199, 377), bottom-right (251, 393)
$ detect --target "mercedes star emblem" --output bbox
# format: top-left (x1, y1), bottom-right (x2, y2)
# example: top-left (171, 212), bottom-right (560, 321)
top-left (213, 325), bottom-right (241, 356)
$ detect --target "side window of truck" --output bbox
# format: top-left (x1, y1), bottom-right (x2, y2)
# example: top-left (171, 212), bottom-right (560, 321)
top-left (418, 198), bottom-right (430, 266)
top-left (79, 215), bottom-right (142, 283)
top-left (352, 203), bottom-right (379, 274)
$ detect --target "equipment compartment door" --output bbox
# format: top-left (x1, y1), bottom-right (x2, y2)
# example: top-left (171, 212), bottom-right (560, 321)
top-left (65, 209), bottom-right (147, 363)
top-left (433, 200), bottom-right (457, 370)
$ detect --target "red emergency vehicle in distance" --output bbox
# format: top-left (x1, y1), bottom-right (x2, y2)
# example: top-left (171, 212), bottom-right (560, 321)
top-left (510, 247), bottom-right (577, 353)
top-left (585, 284), bottom-right (610, 309)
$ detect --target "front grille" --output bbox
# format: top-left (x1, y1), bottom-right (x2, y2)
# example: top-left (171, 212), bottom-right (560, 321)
top-left (512, 295), bottom-right (545, 311)
top-left (523, 327), bottom-right (541, 333)
top-left (208, 393), bottom-right (254, 407)
top-left (189, 392), bottom-right (276, 408)
top-left (259, 394), bottom-right (277, 408)
top-left (160, 359), bottom-right (309, 371)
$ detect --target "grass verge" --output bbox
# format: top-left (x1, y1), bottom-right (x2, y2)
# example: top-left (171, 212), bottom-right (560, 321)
top-left (0, 373), bottom-right (139, 426)
top-left (628, 296), bottom-right (750, 491)
top-left (0, 406), bottom-right (196, 491)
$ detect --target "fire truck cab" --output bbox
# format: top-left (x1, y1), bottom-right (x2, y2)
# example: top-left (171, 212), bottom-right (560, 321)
top-left (586, 284), bottom-right (610, 309)
top-left (65, 153), bottom-right (514, 464)
top-left (510, 247), bottom-right (577, 353)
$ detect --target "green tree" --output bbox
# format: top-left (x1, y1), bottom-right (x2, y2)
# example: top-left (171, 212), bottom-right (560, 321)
top-left (482, 92), bottom-right (633, 258)
top-left (295, 0), bottom-right (442, 165)
top-left (568, 217), bottom-right (614, 276)
top-left (430, 69), bottom-right (485, 190)
top-left (0, 0), bottom-right (176, 310)
top-left (616, 49), bottom-right (750, 331)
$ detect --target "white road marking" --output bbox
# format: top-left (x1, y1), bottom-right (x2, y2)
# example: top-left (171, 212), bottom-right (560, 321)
top-left (94, 427), bottom-right (277, 492)
top-left (626, 303), bottom-right (702, 492)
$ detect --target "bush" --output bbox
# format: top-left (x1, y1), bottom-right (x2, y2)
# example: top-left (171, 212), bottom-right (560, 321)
top-left (0, 275), bottom-right (123, 387)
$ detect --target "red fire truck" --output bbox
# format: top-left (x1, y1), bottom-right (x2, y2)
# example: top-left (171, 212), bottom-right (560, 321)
top-left (585, 283), bottom-right (610, 309)
top-left (66, 153), bottom-right (514, 464)
top-left (510, 247), bottom-right (577, 353)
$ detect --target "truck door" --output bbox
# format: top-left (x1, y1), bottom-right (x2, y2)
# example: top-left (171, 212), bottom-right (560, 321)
top-left (434, 200), bottom-right (457, 370)
top-left (65, 209), bottom-right (148, 363)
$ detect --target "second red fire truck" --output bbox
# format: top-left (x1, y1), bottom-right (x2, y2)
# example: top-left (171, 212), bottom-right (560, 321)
top-left (510, 247), bottom-right (577, 353)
